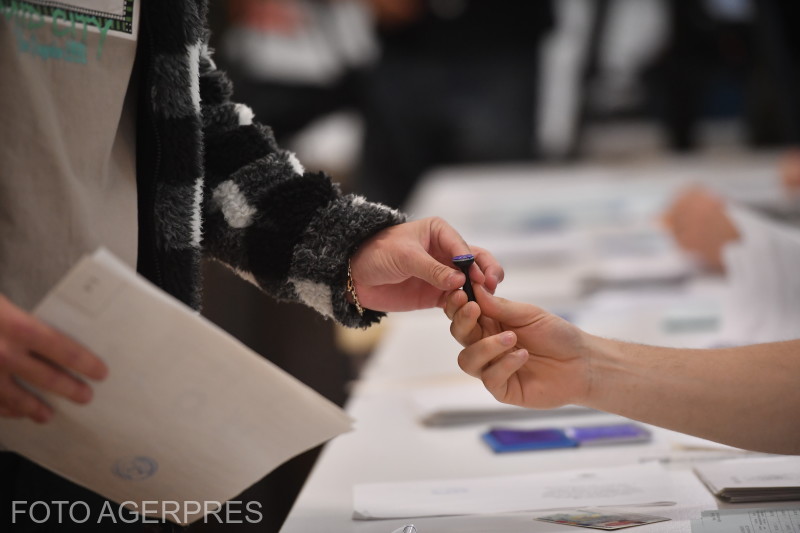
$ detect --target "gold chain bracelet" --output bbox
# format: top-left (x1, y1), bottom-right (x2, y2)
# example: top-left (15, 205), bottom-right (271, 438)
top-left (346, 259), bottom-right (364, 317)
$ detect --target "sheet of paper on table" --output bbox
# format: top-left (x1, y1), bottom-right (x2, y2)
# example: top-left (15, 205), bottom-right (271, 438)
top-left (0, 249), bottom-right (353, 525)
top-left (691, 508), bottom-right (800, 533)
top-left (353, 462), bottom-right (716, 520)
top-left (409, 381), bottom-right (595, 427)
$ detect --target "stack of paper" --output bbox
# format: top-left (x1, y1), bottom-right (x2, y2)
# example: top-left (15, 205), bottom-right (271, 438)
top-left (693, 456), bottom-right (800, 503)
top-left (0, 249), bottom-right (353, 524)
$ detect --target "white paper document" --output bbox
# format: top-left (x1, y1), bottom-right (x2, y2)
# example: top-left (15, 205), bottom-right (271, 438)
top-left (0, 249), bottom-right (353, 524)
top-left (353, 462), bottom-right (716, 520)
top-left (691, 508), bottom-right (800, 533)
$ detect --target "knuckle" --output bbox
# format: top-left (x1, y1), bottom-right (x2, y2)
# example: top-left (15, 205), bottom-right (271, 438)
top-left (59, 345), bottom-right (82, 368)
top-left (428, 215), bottom-right (445, 226)
top-left (41, 366), bottom-right (67, 393)
top-left (431, 262), bottom-right (450, 278)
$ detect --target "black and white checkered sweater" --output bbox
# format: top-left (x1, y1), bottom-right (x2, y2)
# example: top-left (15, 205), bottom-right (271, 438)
top-left (135, 0), bottom-right (404, 328)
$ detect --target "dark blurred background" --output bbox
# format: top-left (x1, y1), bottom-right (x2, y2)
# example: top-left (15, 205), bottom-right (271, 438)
top-left (196, 1), bottom-right (800, 531)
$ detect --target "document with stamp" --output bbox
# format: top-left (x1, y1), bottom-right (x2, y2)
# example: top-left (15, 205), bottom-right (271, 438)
top-left (0, 249), bottom-right (353, 524)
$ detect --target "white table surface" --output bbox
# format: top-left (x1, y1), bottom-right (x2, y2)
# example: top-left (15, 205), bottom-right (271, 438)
top-left (280, 154), bottom-right (799, 533)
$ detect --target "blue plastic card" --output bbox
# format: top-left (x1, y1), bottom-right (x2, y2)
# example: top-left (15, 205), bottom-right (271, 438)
top-left (482, 428), bottom-right (578, 453)
top-left (567, 423), bottom-right (651, 446)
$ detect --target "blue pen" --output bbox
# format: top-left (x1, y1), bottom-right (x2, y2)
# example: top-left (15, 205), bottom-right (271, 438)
top-left (452, 254), bottom-right (476, 302)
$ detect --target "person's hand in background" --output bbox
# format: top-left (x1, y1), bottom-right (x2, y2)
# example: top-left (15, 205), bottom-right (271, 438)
top-left (780, 148), bottom-right (800, 194)
top-left (351, 217), bottom-right (504, 312)
top-left (0, 295), bottom-right (108, 423)
top-left (662, 186), bottom-right (740, 272)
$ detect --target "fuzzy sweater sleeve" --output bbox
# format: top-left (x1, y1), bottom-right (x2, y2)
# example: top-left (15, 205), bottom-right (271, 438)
top-left (197, 48), bottom-right (405, 328)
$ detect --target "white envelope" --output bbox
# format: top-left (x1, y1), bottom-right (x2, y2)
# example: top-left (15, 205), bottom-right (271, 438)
top-left (0, 249), bottom-right (352, 524)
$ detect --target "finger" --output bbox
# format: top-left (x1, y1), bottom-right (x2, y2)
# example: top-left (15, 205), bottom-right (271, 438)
top-left (0, 375), bottom-right (53, 423)
top-left (444, 289), bottom-right (469, 320)
top-left (6, 310), bottom-right (108, 381)
top-left (430, 217), bottom-right (472, 258)
top-left (0, 405), bottom-right (22, 418)
top-left (472, 247), bottom-right (504, 292)
top-left (449, 301), bottom-right (483, 347)
top-left (402, 246), bottom-right (465, 292)
top-left (426, 218), bottom-right (487, 287)
top-left (482, 348), bottom-right (529, 402)
top-left (11, 351), bottom-right (93, 404)
top-left (473, 285), bottom-right (547, 328)
top-left (457, 331), bottom-right (517, 377)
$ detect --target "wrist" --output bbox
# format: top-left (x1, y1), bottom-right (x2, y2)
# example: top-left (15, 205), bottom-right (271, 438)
top-left (578, 334), bottom-right (625, 411)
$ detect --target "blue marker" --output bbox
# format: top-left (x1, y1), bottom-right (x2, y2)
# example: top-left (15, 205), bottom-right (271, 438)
top-left (452, 254), bottom-right (476, 302)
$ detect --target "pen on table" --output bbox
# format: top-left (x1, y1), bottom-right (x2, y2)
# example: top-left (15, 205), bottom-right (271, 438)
top-left (390, 525), bottom-right (417, 533)
top-left (452, 254), bottom-right (476, 302)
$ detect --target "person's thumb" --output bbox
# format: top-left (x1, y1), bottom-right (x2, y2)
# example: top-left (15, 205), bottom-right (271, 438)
top-left (403, 249), bottom-right (462, 290)
top-left (474, 285), bottom-right (541, 326)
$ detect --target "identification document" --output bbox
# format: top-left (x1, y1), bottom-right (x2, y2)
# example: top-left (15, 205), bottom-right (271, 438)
top-left (0, 249), bottom-right (353, 524)
top-left (536, 508), bottom-right (669, 530)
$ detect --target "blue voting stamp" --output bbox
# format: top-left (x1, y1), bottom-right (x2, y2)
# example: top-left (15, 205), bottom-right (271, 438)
top-left (113, 456), bottom-right (158, 480)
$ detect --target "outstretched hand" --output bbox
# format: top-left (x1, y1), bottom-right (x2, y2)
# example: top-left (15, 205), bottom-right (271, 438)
top-left (349, 217), bottom-right (504, 312)
top-left (444, 286), bottom-right (590, 409)
top-left (0, 295), bottom-right (108, 423)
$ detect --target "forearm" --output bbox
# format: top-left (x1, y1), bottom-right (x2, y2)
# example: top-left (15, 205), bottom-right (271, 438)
top-left (583, 336), bottom-right (800, 454)
top-left (196, 43), bottom-right (406, 326)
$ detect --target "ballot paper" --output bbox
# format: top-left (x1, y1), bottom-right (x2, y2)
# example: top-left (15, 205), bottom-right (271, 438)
top-left (693, 456), bottom-right (800, 503)
top-left (353, 462), bottom-right (716, 520)
top-left (690, 508), bottom-right (800, 533)
top-left (0, 249), bottom-right (353, 524)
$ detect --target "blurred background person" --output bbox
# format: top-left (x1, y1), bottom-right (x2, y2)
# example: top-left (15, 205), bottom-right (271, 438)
top-left (216, 0), bottom-right (377, 146)
top-left (660, 0), bottom-right (800, 344)
top-left (355, 0), bottom-right (554, 209)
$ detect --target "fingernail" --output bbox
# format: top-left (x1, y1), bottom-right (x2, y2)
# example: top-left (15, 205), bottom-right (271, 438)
top-left (500, 331), bottom-right (515, 346)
